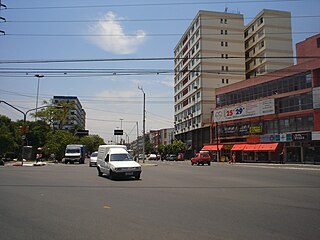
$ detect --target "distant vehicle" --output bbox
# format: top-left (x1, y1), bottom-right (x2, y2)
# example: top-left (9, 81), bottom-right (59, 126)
top-left (89, 151), bottom-right (98, 167)
top-left (167, 154), bottom-right (177, 161)
top-left (148, 154), bottom-right (157, 160)
top-left (138, 154), bottom-right (145, 161)
top-left (97, 145), bottom-right (141, 180)
top-left (191, 151), bottom-right (211, 166)
top-left (64, 144), bottom-right (85, 164)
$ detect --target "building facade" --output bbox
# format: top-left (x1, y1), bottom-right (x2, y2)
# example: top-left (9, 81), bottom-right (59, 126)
top-left (149, 128), bottom-right (174, 150)
top-left (174, 10), bottom-right (246, 157)
top-left (244, 9), bottom-right (293, 79)
top-left (52, 96), bottom-right (86, 131)
top-left (212, 35), bottom-right (320, 163)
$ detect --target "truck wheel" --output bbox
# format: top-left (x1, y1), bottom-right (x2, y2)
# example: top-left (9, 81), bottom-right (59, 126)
top-left (109, 170), bottom-right (114, 180)
top-left (97, 167), bottom-right (103, 177)
top-left (135, 174), bottom-right (140, 180)
top-left (208, 162), bottom-right (211, 166)
top-left (65, 161), bottom-right (68, 164)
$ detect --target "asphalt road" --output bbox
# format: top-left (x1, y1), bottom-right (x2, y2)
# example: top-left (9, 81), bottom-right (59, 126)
top-left (0, 161), bottom-right (319, 240)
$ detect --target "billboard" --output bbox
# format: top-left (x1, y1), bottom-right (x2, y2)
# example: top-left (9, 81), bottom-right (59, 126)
top-left (214, 99), bottom-right (275, 123)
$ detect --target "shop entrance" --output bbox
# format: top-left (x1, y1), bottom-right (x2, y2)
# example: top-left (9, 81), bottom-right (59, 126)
top-left (286, 147), bottom-right (302, 163)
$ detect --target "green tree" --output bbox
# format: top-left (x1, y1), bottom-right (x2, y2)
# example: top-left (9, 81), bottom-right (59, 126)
top-left (171, 139), bottom-right (186, 154)
top-left (32, 100), bottom-right (75, 130)
top-left (0, 115), bottom-right (19, 157)
top-left (144, 135), bottom-right (155, 154)
top-left (80, 135), bottom-right (105, 154)
top-left (44, 130), bottom-right (79, 160)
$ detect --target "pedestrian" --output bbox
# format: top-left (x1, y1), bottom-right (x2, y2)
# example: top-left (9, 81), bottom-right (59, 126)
top-left (231, 153), bottom-right (236, 164)
top-left (279, 151), bottom-right (284, 164)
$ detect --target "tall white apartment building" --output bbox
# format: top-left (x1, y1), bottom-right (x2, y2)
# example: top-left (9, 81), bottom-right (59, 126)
top-left (53, 96), bottom-right (86, 131)
top-left (244, 9), bottom-right (293, 79)
top-left (173, 10), bottom-right (245, 156)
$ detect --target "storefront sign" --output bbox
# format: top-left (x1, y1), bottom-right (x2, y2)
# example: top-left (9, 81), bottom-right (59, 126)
top-left (292, 132), bottom-right (311, 141)
top-left (214, 99), bottom-right (275, 123)
top-left (312, 131), bottom-right (320, 140)
top-left (260, 134), bottom-right (292, 142)
top-left (250, 126), bottom-right (262, 134)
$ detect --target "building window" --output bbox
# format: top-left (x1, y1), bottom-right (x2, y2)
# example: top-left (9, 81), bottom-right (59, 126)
top-left (226, 79), bottom-right (229, 84)
top-left (224, 19), bottom-right (227, 24)
top-left (317, 38), bottom-right (320, 48)
top-left (222, 79), bottom-right (225, 84)
top-left (244, 30), bottom-right (248, 38)
top-left (221, 30), bottom-right (224, 35)
top-left (226, 66), bottom-right (229, 71)
top-left (220, 18), bottom-right (223, 24)
top-left (225, 30), bottom-right (228, 35)
top-left (221, 41), bottom-right (224, 46)
top-left (225, 42), bottom-right (228, 47)
top-left (221, 54), bottom-right (224, 58)
top-left (225, 54), bottom-right (228, 59)
top-left (221, 66), bottom-right (225, 71)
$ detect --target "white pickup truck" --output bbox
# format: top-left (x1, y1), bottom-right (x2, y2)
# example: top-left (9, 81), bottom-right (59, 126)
top-left (96, 145), bottom-right (141, 180)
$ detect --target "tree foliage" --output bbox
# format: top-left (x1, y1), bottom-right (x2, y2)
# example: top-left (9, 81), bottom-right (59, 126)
top-left (0, 115), bottom-right (19, 157)
top-left (79, 135), bottom-right (105, 154)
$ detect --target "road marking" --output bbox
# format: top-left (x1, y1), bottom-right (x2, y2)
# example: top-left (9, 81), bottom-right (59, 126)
top-left (103, 205), bottom-right (111, 209)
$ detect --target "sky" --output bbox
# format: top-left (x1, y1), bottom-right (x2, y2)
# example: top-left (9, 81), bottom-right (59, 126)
top-left (0, 0), bottom-right (319, 143)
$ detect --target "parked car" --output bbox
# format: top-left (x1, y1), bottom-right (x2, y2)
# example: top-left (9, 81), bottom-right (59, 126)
top-left (191, 151), bottom-right (211, 166)
top-left (167, 154), bottom-right (177, 161)
top-left (148, 154), bottom-right (157, 160)
top-left (89, 151), bottom-right (98, 167)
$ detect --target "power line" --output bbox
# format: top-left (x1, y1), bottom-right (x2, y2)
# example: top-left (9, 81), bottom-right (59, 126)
top-left (0, 55), bottom-right (319, 64)
top-left (3, 15), bottom-right (319, 23)
top-left (2, 1), bottom-right (301, 10)
top-left (3, 31), bottom-right (317, 38)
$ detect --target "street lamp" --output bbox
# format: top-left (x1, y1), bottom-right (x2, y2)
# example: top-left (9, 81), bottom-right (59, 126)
top-left (34, 74), bottom-right (44, 120)
top-left (138, 86), bottom-right (145, 163)
top-left (120, 118), bottom-right (123, 144)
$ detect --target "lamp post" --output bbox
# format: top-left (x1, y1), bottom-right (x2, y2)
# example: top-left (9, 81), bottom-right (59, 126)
top-left (138, 86), bottom-right (145, 163)
top-left (120, 118), bottom-right (123, 144)
top-left (34, 74), bottom-right (44, 120)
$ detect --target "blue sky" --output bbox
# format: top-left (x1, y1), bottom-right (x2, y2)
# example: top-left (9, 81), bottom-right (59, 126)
top-left (0, 0), bottom-right (319, 143)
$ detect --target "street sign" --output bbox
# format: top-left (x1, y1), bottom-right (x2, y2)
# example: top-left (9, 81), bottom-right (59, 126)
top-left (114, 129), bottom-right (123, 135)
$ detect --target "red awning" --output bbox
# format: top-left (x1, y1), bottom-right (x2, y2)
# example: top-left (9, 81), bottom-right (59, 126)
top-left (231, 144), bottom-right (246, 151)
top-left (243, 144), bottom-right (261, 151)
top-left (258, 143), bottom-right (279, 151)
top-left (202, 144), bottom-right (223, 151)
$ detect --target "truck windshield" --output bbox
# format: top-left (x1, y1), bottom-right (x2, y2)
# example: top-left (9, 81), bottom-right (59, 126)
top-left (66, 149), bottom-right (80, 153)
top-left (110, 154), bottom-right (132, 161)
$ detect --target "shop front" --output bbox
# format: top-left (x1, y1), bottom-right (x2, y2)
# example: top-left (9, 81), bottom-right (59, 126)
top-left (231, 143), bottom-right (282, 163)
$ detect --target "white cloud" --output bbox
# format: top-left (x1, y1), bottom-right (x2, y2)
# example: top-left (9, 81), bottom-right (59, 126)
top-left (88, 12), bottom-right (146, 54)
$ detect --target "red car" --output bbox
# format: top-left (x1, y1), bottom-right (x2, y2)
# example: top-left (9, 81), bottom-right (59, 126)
top-left (191, 152), bottom-right (211, 166)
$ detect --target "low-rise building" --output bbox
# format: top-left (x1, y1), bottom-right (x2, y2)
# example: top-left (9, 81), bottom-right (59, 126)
top-left (211, 35), bottom-right (320, 163)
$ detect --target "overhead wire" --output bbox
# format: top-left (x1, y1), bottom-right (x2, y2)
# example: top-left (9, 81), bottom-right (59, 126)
top-left (3, 15), bottom-right (319, 24)
top-left (2, 1), bottom-right (301, 10)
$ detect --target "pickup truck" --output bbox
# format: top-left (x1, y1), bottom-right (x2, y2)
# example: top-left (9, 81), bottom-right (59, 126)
top-left (191, 151), bottom-right (211, 166)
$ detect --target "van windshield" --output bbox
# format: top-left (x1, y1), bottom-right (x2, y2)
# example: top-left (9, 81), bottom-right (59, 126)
top-left (66, 149), bottom-right (80, 153)
top-left (110, 153), bottom-right (132, 161)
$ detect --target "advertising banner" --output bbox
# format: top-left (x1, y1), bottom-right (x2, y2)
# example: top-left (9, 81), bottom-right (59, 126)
top-left (214, 99), bottom-right (275, 123)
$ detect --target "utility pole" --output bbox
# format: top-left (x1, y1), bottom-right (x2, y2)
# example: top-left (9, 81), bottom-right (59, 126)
top-left (138, 86), bottom-right (145, 163)
top-left (34, 74), bottom-right (44, 120)
top-left (120, 118), bottom-right (123, 144)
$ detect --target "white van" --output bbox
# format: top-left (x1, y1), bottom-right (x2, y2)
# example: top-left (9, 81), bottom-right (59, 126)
top-left (97, 145), bottom-right (141, 180)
